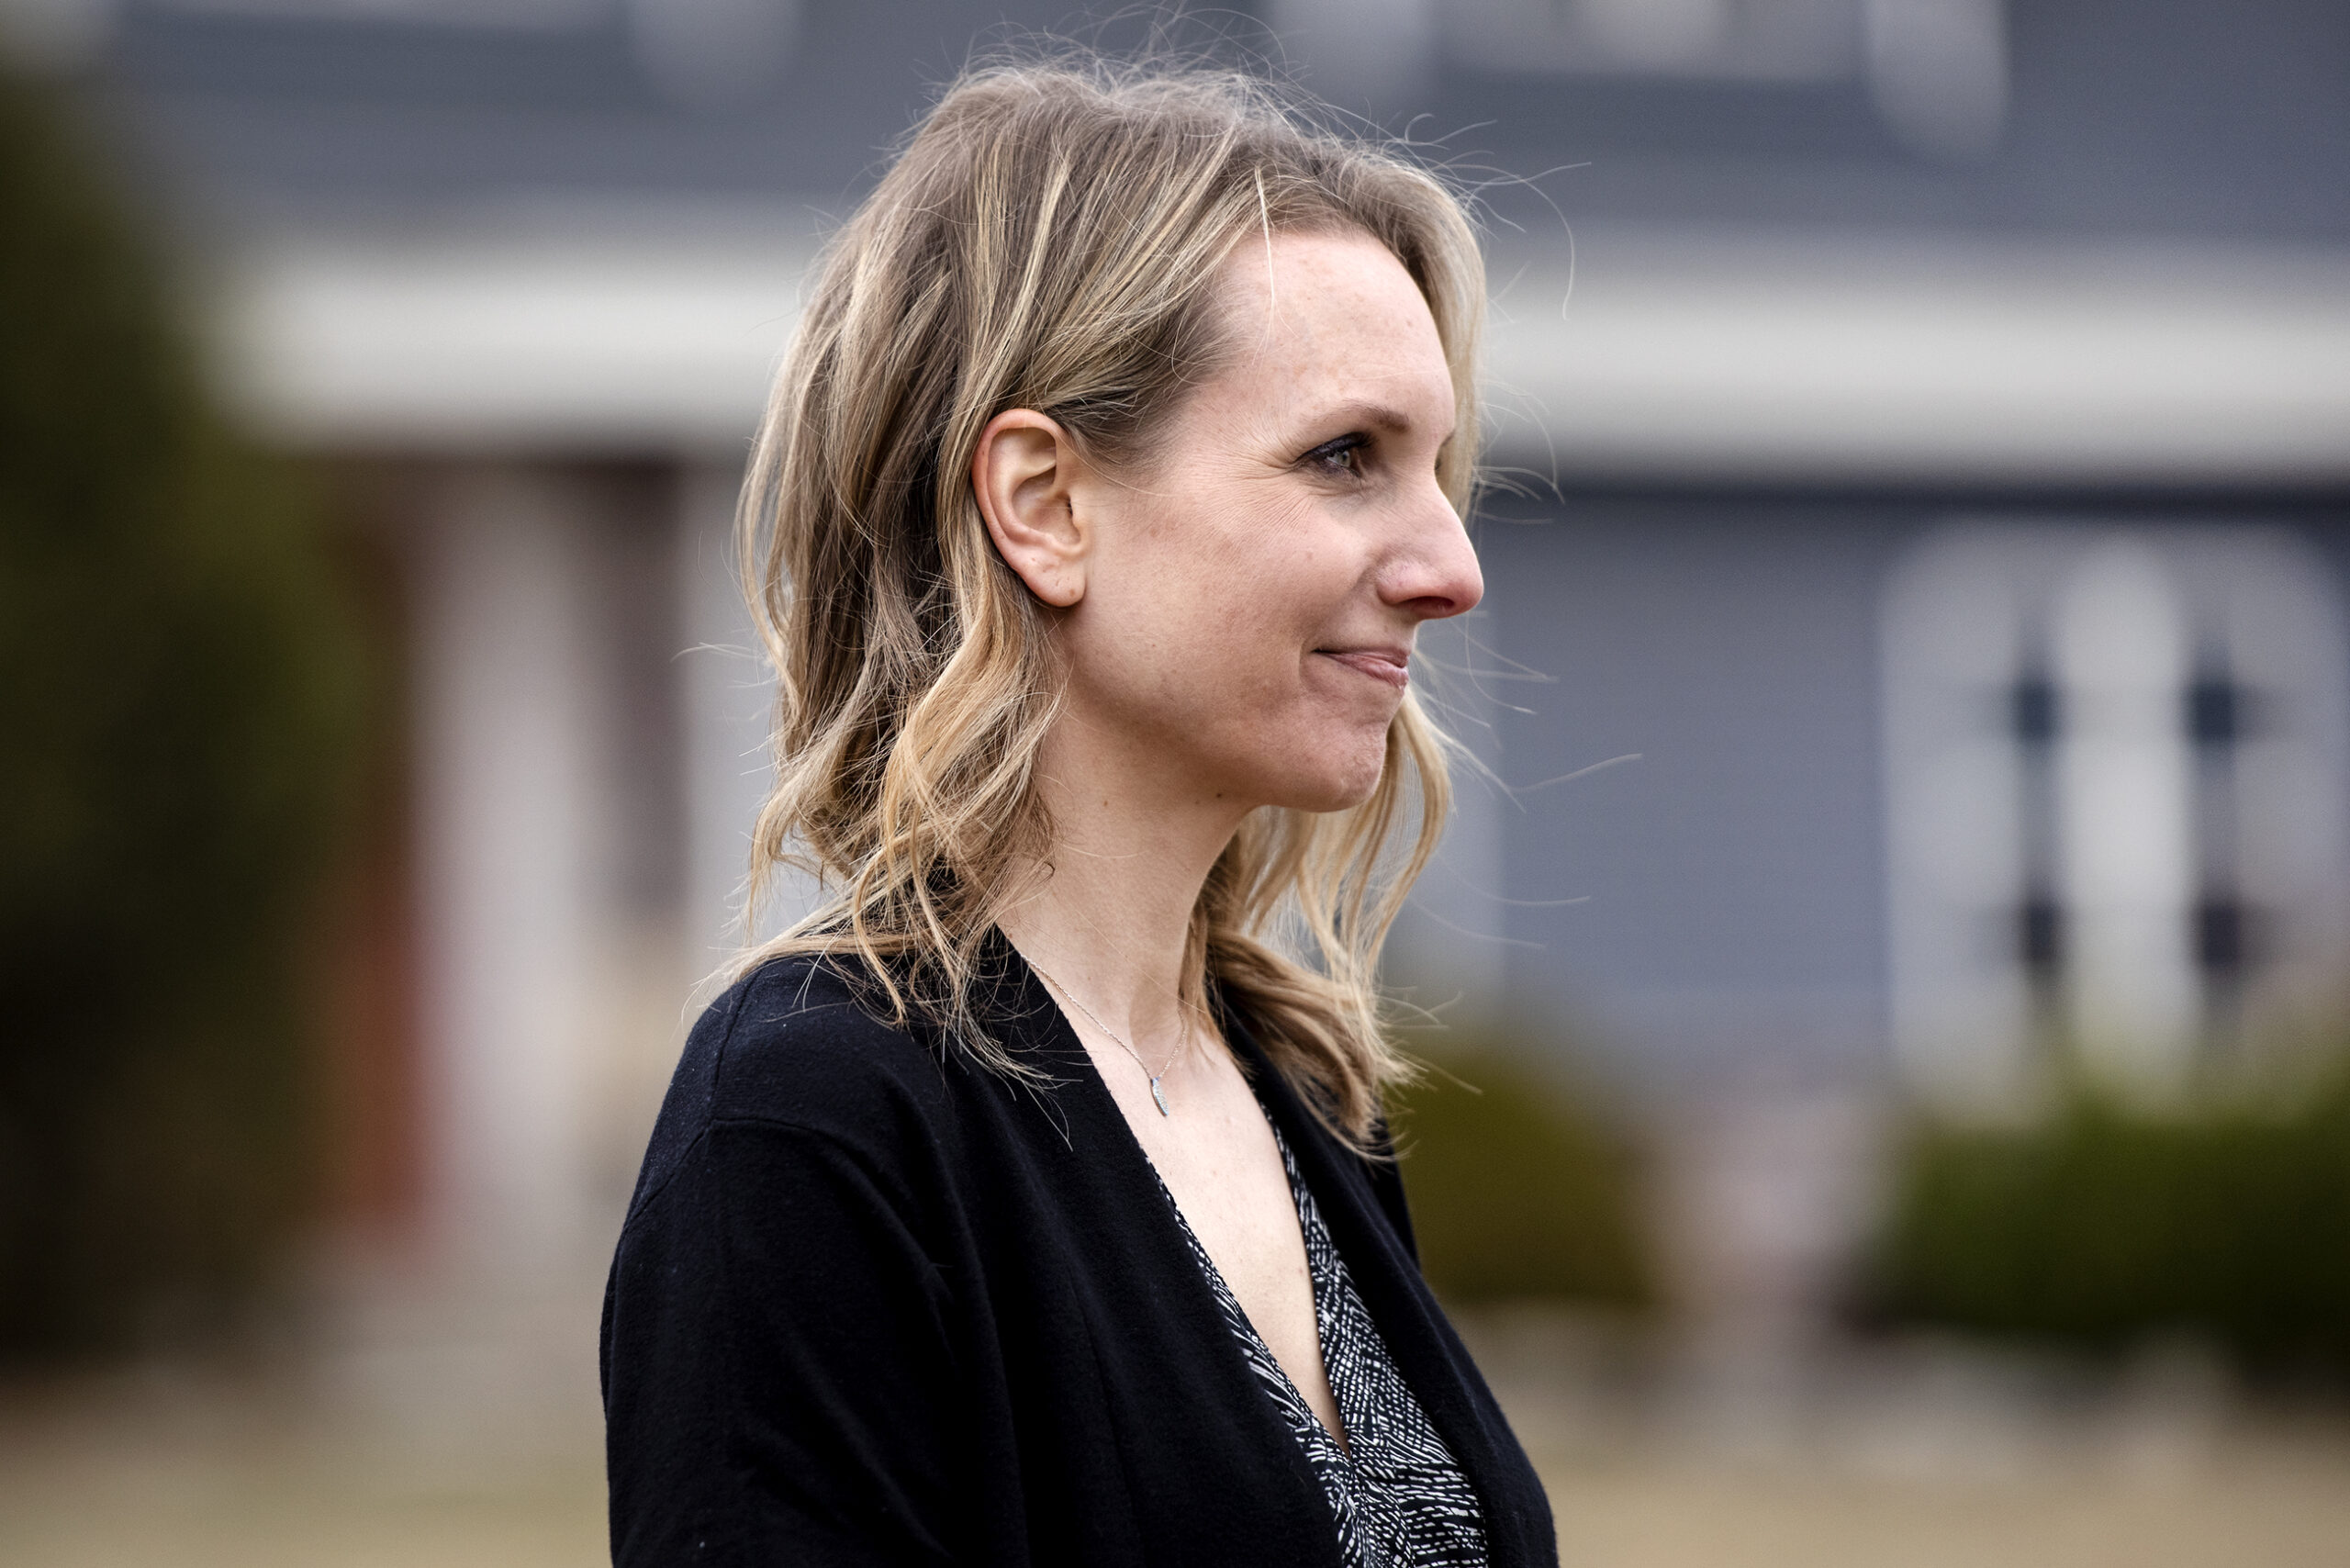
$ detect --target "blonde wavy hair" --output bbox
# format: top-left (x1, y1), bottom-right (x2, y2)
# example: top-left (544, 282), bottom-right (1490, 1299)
top-left (736, 54), bottom-right (1485, 1147)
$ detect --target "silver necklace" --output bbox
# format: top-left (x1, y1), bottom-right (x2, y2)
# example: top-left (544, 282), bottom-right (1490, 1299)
top-left (1030, 963), bottom-right (1182, 1116)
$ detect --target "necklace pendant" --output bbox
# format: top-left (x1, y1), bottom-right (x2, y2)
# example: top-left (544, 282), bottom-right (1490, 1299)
top-left (1149, 1077), bottom-right (1171, 1116)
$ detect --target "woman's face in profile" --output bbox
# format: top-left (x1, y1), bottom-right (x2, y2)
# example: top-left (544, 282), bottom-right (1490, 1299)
top-left (1053, 229), bottom-right (1483, 815)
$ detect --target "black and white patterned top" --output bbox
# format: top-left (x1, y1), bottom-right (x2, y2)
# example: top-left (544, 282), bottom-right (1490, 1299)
top-left (1155, 1130), bottom-right (1489, 1568)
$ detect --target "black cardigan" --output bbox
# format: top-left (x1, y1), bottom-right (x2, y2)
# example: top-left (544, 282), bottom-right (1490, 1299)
top-left (601, 947), bottom-right (1556, 1567)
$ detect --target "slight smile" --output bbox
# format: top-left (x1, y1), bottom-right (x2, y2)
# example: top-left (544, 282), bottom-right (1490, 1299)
top-left (1316, 647), bottom-right (1412, 689)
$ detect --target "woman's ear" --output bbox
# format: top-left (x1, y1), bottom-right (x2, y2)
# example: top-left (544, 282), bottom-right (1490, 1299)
top-left (972, 409), bottom-right (1090, 608)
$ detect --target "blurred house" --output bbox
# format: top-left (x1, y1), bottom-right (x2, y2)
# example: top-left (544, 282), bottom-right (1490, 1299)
top-left (5, 0), bottom-right (2346, 1332)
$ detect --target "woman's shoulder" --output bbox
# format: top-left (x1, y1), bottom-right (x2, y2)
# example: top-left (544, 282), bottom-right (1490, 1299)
top-left (625, 954), bottom-right (955, 1218)
top-left (694, 952), bottom-right (956, 1122)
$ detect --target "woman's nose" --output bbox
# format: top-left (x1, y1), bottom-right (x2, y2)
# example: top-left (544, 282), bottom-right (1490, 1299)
top-left (1381, 484), bottom-right (1484, 622)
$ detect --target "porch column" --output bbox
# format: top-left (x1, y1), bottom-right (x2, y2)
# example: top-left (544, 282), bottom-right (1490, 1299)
top-left (410, 465), bottom-right (613, 1271)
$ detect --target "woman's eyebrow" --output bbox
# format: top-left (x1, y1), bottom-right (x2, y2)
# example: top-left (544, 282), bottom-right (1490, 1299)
top-left (1305, 399), bottom-right (1452, 441)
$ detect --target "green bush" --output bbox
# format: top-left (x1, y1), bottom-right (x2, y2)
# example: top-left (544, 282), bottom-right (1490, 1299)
top-left (1390, 1042), bottom-right (1654, 1309)
top-left (0, 71), bottom-right (364, 1357)
top-left (1866, 1072), bottom-right (2350, 1373)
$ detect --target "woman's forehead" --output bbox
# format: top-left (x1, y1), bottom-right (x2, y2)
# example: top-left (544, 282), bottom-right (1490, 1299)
top-left (1203, 231), bottom-right (1454, 430)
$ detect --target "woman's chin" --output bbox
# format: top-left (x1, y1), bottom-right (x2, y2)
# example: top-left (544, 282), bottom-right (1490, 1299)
top-left (1261, 741), bottom-right (1389, 813)
top-left (1300, 780), bottom-right (1382, 814)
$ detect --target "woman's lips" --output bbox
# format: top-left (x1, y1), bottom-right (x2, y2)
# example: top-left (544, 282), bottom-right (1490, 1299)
top-left (1319, 649), bottom-right (1411, 689)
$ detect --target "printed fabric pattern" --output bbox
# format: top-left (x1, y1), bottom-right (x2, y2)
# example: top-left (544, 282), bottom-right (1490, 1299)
top-left (1156, 1130), bottom-right (1489, 1568)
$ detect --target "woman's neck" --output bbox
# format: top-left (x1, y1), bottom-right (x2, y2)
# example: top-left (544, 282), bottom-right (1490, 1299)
top-left (993, 718), bottom-right (1251, 1047)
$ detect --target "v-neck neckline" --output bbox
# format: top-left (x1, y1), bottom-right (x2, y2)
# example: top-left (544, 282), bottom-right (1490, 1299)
top-left (1148, 1124), bottom-right (1357, 1456)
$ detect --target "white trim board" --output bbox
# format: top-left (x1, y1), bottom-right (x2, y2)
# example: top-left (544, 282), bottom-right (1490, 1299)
top-left (1485, 232), bottom-right (2350, 486)
top-left (218, 226), bottom-right (814, 456)
top-left (217, 222), bottom-right (2350, 483)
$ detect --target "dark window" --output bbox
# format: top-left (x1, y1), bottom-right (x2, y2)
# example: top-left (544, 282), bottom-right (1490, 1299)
top-left (2009, 674), bottom-right (2060, 745)
top-left (2186, 675), bottom-right (2244, 749)
top-left (2194, 897), bottom-right (2255, 979)
top-left (2018, 895), bottom-right (2064, 980)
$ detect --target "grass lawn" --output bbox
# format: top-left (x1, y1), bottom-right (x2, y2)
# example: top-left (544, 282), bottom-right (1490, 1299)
top-left (5, 1342), bottom-right (2347, 1567)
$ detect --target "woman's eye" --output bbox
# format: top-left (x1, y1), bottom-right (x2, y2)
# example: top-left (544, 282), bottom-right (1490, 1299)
top-left (1304, 434), bottom-right (1370, 476)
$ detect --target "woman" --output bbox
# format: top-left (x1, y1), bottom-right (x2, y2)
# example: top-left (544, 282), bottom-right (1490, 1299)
top-left (602, 56), bottom-right (1555, 1568)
